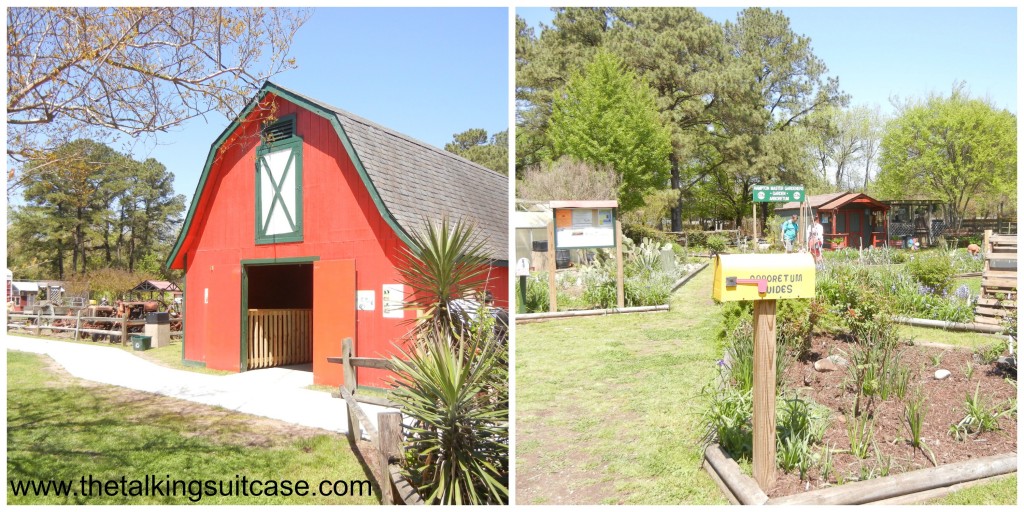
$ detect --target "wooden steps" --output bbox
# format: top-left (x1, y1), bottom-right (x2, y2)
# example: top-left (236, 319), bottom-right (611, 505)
top-left (975, 232), bottom-right (1017, 326)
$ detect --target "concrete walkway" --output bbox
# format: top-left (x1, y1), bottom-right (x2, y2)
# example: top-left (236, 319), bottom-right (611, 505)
top-left (5, 334), bottom-right (393, 435)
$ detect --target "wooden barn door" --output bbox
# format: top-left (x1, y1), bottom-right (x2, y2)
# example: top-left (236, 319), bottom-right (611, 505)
top-left (312, 259), bottom-right (356, 386)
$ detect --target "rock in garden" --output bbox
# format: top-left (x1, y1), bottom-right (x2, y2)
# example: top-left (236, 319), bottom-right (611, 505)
top-left (826, 354), bottom-right (850, 368)
top-left (934, 369), bottom-right (951, 380)
top-left (814, 358), bottom-right (838, 372)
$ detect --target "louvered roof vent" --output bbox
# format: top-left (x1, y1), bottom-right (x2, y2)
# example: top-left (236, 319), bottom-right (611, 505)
top-left (262, 116), bottom-right (295, 143)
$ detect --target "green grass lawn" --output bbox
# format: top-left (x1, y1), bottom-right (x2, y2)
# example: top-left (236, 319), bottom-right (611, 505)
top-left (515, 267), bottom-right (727, 505)
top-left (898, 324), bottom-right (1006, 351)
top-left (926, 474), bottom-right (1017, 505)
top-left (7, 351), bottom-right (378, 505)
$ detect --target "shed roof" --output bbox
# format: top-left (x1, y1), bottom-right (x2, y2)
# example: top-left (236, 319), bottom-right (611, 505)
top-left (166, 82), bottom-right (508, 268)
top-left (777, 192), bottom-right (846, 210)
top-left (132, 280), bottom-right (182, 293)
top-left (778, 192), bottom-right (888, 212)
top-left (12, 282), bottom-right (39, 293)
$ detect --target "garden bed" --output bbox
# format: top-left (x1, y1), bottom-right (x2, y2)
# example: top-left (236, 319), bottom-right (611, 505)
top-left (768, 334), bottom-right (1016, 498)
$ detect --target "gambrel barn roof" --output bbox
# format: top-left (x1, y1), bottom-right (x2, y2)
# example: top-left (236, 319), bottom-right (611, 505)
top-left (166, 81), bottom-right (508, 269)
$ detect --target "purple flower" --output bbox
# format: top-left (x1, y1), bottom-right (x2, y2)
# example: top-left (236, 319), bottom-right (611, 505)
top-left (954, 284), bottom-right (971, 300)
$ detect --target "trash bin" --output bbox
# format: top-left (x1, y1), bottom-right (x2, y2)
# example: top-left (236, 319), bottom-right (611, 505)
top-left (555, 249), bottom-right (571, 269)
top-left (131, 334), bottom-right (151, 351)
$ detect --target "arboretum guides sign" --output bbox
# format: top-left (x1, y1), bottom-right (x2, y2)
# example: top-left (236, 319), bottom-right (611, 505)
top-left (752, 185), bottom-right (804, 203)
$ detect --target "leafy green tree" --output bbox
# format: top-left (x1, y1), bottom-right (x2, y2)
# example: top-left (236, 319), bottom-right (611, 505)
top-left (445, 129), bottom-right (509, 175)
top-left (19, 140), bottom-right (122, 276)
top-left (711, 7), bottom-right (846, 228)
top-left (515, 9), bottom-right (611, 178)
top-left (876, 87), bottom-right (1016, 229)
top-left (605, 7), bottom-right (728, 230)
top-left (9, 140), bottom-right (186, 280)
top-left (545, 49), bottom-right (671, 212)
top-left (516, 7), bottom-right (844, 231)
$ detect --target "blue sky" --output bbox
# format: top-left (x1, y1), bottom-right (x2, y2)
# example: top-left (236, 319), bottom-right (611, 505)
top-left (517, 6), bottom-right (1017, 115)
top-left (139, 7), bottom-right (509, 204)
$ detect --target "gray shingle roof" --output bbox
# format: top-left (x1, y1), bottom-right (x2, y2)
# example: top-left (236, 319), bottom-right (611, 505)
top-left (274, 84), bottom-right (508, 261)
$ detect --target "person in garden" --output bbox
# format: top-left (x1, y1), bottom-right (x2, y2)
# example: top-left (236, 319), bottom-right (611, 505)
top-left (781, 215), bottom-right (799, 253)
top-left (807, 217), bottom-right (824, 265)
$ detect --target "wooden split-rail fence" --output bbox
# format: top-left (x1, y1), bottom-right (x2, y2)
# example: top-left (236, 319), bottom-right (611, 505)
top-left (246, 309), bottom-right (312, 369)
top-left (6, 310), bottom-right (183, 344)
top-left (975, 230), bottom-right (1017, 326)
top-left (327, 338), bottom-right (422, 505)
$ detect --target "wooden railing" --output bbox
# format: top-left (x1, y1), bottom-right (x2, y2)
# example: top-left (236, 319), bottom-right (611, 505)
top-left (7, 310), bottom-right (146, 345)
top-left (246, 309), bottom-right (312, 369)
top-left (327, 338), bottom-right (423, 505)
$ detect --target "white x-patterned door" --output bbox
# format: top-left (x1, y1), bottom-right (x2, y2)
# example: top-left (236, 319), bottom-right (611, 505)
top-left (256, 139), bottom-right (302, 243)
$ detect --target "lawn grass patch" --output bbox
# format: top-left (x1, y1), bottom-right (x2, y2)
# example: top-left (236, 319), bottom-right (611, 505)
top-left (925, 474), bottom-right (1017, 505)
top-left (7, 351), bottom-right (377, 505)
top-left (898, 325), bottom-right (1005, 350)
top-left (515, 268), bottom-right (727, 505)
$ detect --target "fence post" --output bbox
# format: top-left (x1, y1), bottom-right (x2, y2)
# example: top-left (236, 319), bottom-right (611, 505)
top-left (74, 310), bottom-right (81, 340)
top-left (377, 411), bottom-right (403, 505)
top-left (342, 337), bottom-right (357, 442)
top-left (35, 308), bottom-right (41, 336)
top-left (121, 311), bottom-right (129, 346)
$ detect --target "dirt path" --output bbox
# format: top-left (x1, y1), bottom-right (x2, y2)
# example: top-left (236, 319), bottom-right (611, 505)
top-left (515, 265), bottom-right (726, 505)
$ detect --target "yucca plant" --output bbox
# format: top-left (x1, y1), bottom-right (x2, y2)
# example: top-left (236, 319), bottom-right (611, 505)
top-left (389, 216), bottom-right (509, 504)
top-left (389, 329), bottom-right (509, 504)
top-left (396, 216), bottom-right (493, 343)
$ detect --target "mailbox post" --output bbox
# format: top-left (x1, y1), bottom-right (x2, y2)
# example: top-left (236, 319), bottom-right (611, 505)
top-left (713, 253), bottom-right (815, 490)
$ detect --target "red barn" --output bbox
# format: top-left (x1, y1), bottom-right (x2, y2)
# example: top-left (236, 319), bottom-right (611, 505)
top-left (166, 82), bottom-right (508, 388)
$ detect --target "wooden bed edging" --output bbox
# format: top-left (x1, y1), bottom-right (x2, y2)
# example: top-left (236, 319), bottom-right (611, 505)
top-left (516, 304), bottom-right (669, 322)
top-left (703, 444), bottom-right (768, 505)
top-left (768, 452), bottom-right (1016, 505)
top-left (894, 316), bottom-right (1005, 334)
top-left (703, 444), bottom-right (1016, 505)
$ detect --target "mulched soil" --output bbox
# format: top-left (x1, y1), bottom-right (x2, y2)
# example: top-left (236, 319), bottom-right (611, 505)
top-left (769, 334), bottom-right (1016, 498)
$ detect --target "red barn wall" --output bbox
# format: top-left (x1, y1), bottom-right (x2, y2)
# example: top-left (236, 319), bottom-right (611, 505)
top-left (182, 94), bottom-right (508, 387)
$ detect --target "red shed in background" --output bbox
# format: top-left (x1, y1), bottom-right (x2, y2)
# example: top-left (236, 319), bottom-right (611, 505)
top-left (166, 82), bottom-right (509, 388)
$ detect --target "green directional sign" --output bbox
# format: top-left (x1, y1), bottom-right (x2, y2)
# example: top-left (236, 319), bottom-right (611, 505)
top-left (752, 185), bottom-right (804, 203)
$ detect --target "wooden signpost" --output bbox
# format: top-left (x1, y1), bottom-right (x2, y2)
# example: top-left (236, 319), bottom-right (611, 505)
top-left (547, 200), bottom-right (621, 312)
top-left (713, 253), bottom-right (815, 489)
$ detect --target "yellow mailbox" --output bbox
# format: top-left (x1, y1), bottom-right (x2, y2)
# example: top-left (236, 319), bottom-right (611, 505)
top-left (712, 253), bottom-right (816, 302)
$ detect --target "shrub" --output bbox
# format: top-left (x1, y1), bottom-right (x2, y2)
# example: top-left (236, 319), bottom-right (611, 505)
top-left (520, 272), bottom-right (550, 313)
top-left (907, 253), bottom-right (955, 294)
top-left (706, 234), bottom-right (728, 255)
top-left (777, 299), bottom-right (819, 357)
top-left (681, 229), bottom-right (708, 248)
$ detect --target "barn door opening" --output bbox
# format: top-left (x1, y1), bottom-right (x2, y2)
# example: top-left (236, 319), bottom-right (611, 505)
top-left (243, 263), bottom-right (313, 371)
top-left (312, 259), bottom-right (356, 387)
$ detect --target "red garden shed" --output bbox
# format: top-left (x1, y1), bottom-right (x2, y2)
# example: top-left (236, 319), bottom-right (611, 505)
top-left (776, 192), bottom-right (890, 249)
top-left (166, 82), bottom-right (508, 388)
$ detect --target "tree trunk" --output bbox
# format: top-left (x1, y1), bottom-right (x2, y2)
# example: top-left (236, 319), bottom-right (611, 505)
top-left (670, 153), bottom-right (682, 232)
